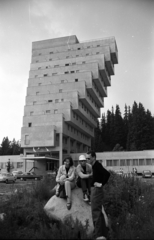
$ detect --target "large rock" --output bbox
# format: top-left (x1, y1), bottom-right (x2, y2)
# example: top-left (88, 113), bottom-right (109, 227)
top-left (44, 187), bottom-right (94, 234)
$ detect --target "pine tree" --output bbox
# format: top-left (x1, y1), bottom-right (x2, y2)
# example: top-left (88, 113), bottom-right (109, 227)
top-left (112, 105), bottom-right (125, 150)
top-left (11, 139), bottom-right (21, 155)
top-left (0, 137), bottom-right (11, 155)
top-left (91, 119), bottom-right (103, 152)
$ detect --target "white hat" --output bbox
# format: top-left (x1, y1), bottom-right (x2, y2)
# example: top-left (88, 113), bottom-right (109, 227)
top-left (79, 155), bottom-right (86, 161)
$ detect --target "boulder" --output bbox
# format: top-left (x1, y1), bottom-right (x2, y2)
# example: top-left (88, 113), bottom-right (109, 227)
top-left (44, 187), bottom-right (94, 235)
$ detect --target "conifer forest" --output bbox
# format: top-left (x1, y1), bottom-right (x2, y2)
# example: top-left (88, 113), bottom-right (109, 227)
top-left (92, 101), bottom-right (154, 152)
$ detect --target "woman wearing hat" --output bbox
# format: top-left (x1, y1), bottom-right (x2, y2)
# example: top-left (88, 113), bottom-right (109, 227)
top-left (76, 154), bottom-right (93, 202)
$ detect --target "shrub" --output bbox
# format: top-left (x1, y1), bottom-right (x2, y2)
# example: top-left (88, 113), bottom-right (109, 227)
top-left (0, 173), bottom-right (154, 239)
top-left (31, 175), bottom-right (56, 202)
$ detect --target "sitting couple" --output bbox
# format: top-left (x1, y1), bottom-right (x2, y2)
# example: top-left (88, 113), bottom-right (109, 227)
top-left (55, 154), bottom-right (92, 210)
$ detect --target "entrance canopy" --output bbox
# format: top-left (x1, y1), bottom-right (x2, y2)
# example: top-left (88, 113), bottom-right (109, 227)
top-left (22, 156), bottom-right (59, 161)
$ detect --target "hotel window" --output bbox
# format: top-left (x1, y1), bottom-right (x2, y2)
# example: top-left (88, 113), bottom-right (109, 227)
top-left (97, 45), bottom-right (100, 47)
top-left (126, 159), bottom-right (131, 166)
top-left (44, 74), bottom-right (48, 77)
top-left (52, 73), bottom-right (57, 75)
top-left (49, 59), bottom-right (52, 61)
top-left (48, 100), bottom-right (52, 102)
top-left (30, 112), bottom-right (33, 116)
top-left (56, 134), bottom-right (59, 146)
top-left (78, 48), bottom-right (81, 50)
top-left (38, 83), bottom-right (42, 86)
top-left (75, 79), bottom-right (78, 82)
top-left (59, 89), bottom-right (62, 93)
top-left (76, 55), bottom-right (79, 57)
top-left (17, 162), bottom-right (23, 168)
top-left (106, 160), bottom-right (112, 166)
top-left (133, 159), bottom-right (138, 166)
top-left (38, 67), bottom-right (41, 69)
top-left (61, 80), bottom-right (64, 83)
top-left (139, 159), bottom-right (145, 165)
top-left (65, 71), bottom-right (69, 74)
top-left (72, 62), bottom-right (76, 65)
top-left (35, 75), bottom-right (38, 78)
top-left (54, 65), bottom-right (59, 67)
top-left (50, 52), bottom-right (53, 54)
top-left (96, 52), bottom-right (99, 54)
top-left (36, 60), bottom-right (39, 63)
top-left (112, 160), bottom-right (119, 166)
top-left (146, 159), bottom-right (152, 165)
top-left (55, 99), bottom-right (59, 103)
top-left (28, 123), bottom-right (32, 127)
top-left (86, 53), bottom-right (89, 56)
top-left (120, 159), bottom-right (125, 166)
top-left (46, 66), bottom-right (48, 69)
top-left (36, 92), bottom-right (39, 95)
top-left (61, 99), bottom-right (64, 102)
top-left (66, 56), bottom-right (69, 58)
top-left (65, 64), bottom-right (69, 66)
top-left (54, 109), bottom-right (58, 114)
top-left (46, 110), bottom-right (50, 114)
top-left (71, 71), bottom-right (75, 73)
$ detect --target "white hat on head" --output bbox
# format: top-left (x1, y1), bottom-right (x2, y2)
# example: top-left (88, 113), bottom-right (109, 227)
top-left (79, 155), bottom-right (86, 161)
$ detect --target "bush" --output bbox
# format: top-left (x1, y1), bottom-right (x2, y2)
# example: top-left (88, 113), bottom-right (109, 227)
top-left (103, 171), bottom-right (154, 239)
top-left (31, 175), bottom-right (56, 202)
top-left (0, 173), bottom-right (154, 239)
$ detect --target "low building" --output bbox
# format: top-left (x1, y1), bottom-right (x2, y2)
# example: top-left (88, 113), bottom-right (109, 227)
top-left (0, 150), bottom-right (154, 175)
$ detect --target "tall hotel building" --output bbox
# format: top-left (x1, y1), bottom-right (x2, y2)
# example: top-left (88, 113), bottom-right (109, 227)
top-left (21, 35), bottom-right (118, 173)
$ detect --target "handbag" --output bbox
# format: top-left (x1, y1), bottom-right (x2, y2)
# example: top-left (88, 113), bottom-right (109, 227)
top-left (59, 185), bottom-right (67, 199)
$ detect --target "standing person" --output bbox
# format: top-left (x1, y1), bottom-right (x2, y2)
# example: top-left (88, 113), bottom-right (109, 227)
top-left (76, 154), bottom-right (92, 202)
top-left (86, 151), bottom-right (110, 240)
top-left (56, 156), bottom-right (76, 210)
top-left (6, 159), bottom-right (11, 173)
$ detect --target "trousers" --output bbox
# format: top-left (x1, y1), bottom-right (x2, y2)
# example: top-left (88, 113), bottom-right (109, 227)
top-left (77, 177), bottom-right (92, 193)
top-left (64, 180), bottom-right (76, 200)
top-left (91, 186), bottom-right (108, 239)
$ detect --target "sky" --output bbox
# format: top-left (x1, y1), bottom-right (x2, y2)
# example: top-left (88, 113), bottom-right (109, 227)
top-left (0, 0), bottom-right (154, 142)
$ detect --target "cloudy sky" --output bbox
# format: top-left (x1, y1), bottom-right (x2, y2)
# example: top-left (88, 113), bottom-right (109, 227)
top-left (0, 0), bottom-right (154, 142)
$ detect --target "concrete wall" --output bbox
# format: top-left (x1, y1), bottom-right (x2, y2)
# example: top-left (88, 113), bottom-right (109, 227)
top-left (21, 35), bottom-right (118, 165)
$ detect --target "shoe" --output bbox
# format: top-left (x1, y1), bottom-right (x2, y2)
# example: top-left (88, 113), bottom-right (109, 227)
top-left (88, 194), bottom-right (91, 202)
top-left (88, 200), bottom-right (91, 205)
top-left (66, 197), bottom-right (72, 210)
top-left (55, 192), bottom-right (59, 197)
top-left (83, 193), bottom-right (89, 202)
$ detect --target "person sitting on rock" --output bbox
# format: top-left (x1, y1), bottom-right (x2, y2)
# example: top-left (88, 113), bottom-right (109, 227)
top-left (76, 154), bottom-right (93, 202)
top-left (56, 156), bottom-right (76, 210)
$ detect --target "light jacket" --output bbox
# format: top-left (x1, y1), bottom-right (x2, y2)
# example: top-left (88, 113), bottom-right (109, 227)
top-left (56, 165), bottom-right (76, 183)
top-left (76, 163), bottom-right (92, 179)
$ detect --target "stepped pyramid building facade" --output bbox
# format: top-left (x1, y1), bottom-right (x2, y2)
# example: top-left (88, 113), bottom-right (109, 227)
top-left (21, 35), bottom-right (118, 174)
